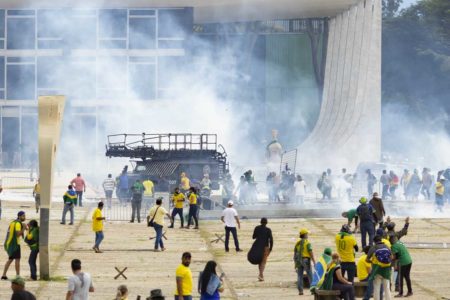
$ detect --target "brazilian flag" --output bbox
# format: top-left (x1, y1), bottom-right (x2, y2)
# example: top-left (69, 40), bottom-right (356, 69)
top-left (4, 221), bottom-right (22, 256)
top-left (310, 252), bottom-right (332, 292)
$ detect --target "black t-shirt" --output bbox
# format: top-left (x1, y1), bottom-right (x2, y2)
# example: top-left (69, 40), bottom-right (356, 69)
top-left (252, 225), bottom-right (273, 250)
top-left (332, 266), bottom-right (342, 284)
top-left (11, 290), bottom-right (37, 300)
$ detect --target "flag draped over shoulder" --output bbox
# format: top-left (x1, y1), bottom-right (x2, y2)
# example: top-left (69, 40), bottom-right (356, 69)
top-left (310, 253), bottom-right (332, 291)
top-left (4, 221), bottom-right (21, 256)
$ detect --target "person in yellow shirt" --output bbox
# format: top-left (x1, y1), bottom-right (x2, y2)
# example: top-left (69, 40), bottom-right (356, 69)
top-left (169, 188), bottom-right (185, 228)
top-left (335, 224), bottom-right (359, 283)
top-left (148, 197), bottom-right (172, 251)
top-left (186, 187), bottom-right (199, 229)
top-left (175, 252), bottom-right (192, 300)
top-left (142, 178), bottom-right (155, 211)
top-left (32, 179), bottom-right (41, 213)
top-left (435, 178), bottom-right (445, 212)
top-left (357, 246), bottom-right (372, 281)
top-left (180, 172), bottom-right (190, 194)
top-left (294, 228), bottom-right (315, 295)
top-left (92, 202), bottom-right (105, 253)
top-left (2, 211), bottom-right (26, 280)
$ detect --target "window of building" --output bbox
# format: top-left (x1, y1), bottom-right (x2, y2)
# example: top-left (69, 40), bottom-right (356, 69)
top-left (7, 17), bottom-right (36, 49)
top-left (37, 56), bottom-right (63, 89)
top-left (37, 9), bottom-right (63, 49)
top-left (68, 57), bottom-right (96, 99)
top-left (158, 8), bottom-right (192, 39)
top-left (69, 13), bottom-right (97, 49)
top-left (99, 9), bottom-right (127, 38)
top-left (6, 57), bottom-right (36, 100)
top-left (129, 17), bottom-right (156, 49)
top-left (97, 56), bottom-right (127, 99)
top-left (128, 62), bottom-right (156, 100)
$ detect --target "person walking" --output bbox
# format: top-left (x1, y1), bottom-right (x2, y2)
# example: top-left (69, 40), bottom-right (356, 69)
top-left (10, 275), bottom-right (36, 300)
top-left (294, 228), bottom-right (315, 295)
top-left (169, 187), bottom-right (185, 228)
top-left (335, 224), bottom-right (358, 283)
top-left (380, 170), bottom-right (390, 200)
top-left (369, 192), bottom-right (386, 228)
top-left (366, 169), bottom-right (377, 197)
top-left (221, 201), bottom-right (242, 253)
top-left (198, 261), bottom-right (224, 300)
top-left (102, 174), bottom-right (116, 209)
top-left (92, 202), bottom-right (105, 253)
top-left (356, 197), bottom-right (376, 248)
top-left (32, 179), bottom-right (41, 213)
top-left (421, 168), bottom-right (433, 200)
top-left (130, 179), bottom-right (145, 223)
top-left (147, 197), bottom-right (172, 251)
top-left (175, 252), bottom-right (193, 300)
top-left (2, 211), bottom-right (26, 280)
top-left (71, 173), bottom-right (86, 207)
top-left (389, 171), bottom-right (399, 200)
top-left (249, 217), bottom-right (273, 281)
top-left (366, 236), bottom-right (392, 300)
top-left (66, 259), bottom-right (94, 300)
top-left (24, 220), bottom-right (39, 280)
top-left (186, 187), bottom-right (199, 229)
top-left (61, 185), bottom-right (77, 225)
top-left (391, 239), bottom-right (413, 297)
top-left (142, 178), bottom-right (155, 211)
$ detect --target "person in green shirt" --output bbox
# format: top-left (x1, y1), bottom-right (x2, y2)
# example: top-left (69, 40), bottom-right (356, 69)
top-left (24, 220), bottom-right (39, 280)
top-left (390, 239), bottom-right (413, 297)
top-left (342, 209), bottom-right (359, 232)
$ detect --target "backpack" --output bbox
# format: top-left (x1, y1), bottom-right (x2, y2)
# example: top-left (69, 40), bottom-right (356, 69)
top-left (374, 247), bottom-right (392, 267)
top-left (358, 204), bottom-right (373, 223)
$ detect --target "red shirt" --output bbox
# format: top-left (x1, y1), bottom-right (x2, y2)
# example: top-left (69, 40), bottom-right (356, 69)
top-left (71, 177), bottom-right (86, 192)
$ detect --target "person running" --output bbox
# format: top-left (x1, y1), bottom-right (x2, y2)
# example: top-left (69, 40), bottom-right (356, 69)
top-left (67, 259), bottom-right (94, 300)
top-left (61, 185), bottom-right (77, 225)
top-left (341, 209), bottom-right (359, 232)
top-left (92, 202), bottom-right (106, 253)
top-left (102, 174), bottom-right (116, 209)
top-left (175, 252), bottom-right (193, 300)
top-left (198, 261), bottom-right (224, 300)
top-left (186, 187), bottom-right (199, 229)
top-left (32, 179), bottom-right (41, 213)
top-left (356, 197), bottom-right (375, 248)
top-left (391, 239), bottom-right (413, 297)
top-left (366, 235), bottom-right (392, 300)
top-left (294, 228), bottom-right (315, 295)
top-left (169, 187), bottom-right (186, 228)
top-left (130, 179), bottom-right (145, 223)
top-left (148, 197), bottom-right (172, 252)
top-left (142, 178), bottom-right (155, 211)
top-left (10, 275), bottom-right (36, 300)
top-left (250, 217), bottom-right (273, 281)
top-left (2, 211), bottom-right (26, 280)
top-left (221, 201), bottom-right (242, 253)
top-left (70, 173), bottom-right (86, 207)
top-left (335, 224), bottom-right (358, 283)
top-left (24, 220), bottom-right (39, 280)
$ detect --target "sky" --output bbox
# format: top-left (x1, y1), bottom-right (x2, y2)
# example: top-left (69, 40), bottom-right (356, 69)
top-left (400, 0), bottom-right (419, 9)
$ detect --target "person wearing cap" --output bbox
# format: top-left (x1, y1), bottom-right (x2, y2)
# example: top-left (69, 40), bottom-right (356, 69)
top-left (169, 187), bottom-right (186, 229)
top-left (356, 197), bottom-right (376, 249)
top-left (67, 259), bottom-right (94, 300)
top-left (61, 185), bottom-right (77, 225)
top-left (383, 216), bottom-right (410, 244)
top-left (148, 197), bottom-right (172, 251)
top-left (175, 252), bottom-right (193, 300)
top-left (2, 211), bottom-right (26, 280)
top-left (102, 174), bottom-right (116, 209)
top-left (335, 224), bottom-right (358, 283)
top-left (71, 173), bottom-right (86, 207)
top-left (294, 228), bottom-right (315, 295)
top-left (10, 275), bottom-right (36, 300)
top-left (221, 200), bottom-right (242, 253)
top-left (148, 289), bottom-right (165, 300)
top-left (341, 209), bottom-right (359, 233)
top-left (92, 202), bottom-right (106, 253)
top-left (24, 220), bottom-right (39, 280)
top-left (251, 217), bottom-right (273, 281)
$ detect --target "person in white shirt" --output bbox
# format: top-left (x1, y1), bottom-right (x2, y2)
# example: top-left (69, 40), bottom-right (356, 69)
top-left (102, 174), bottom-right (116, 209)
top-left (220, 201), bottom-right (242, 252)
top-left (66, 259), bottom-right (94, 300)
top-left (293, 175), bottom-right (306, 204)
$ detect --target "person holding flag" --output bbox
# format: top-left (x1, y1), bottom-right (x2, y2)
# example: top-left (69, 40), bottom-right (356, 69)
top-left (2, 211), bottom-right (26, 280)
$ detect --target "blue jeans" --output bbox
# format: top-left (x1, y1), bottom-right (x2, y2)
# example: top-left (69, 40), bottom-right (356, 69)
top-left (225, 226), bottom-right (240, 251)
top-left (76, 191), bottom-right (83, 206)
top-left (297, 258), bottom-right (312, 292)
top-left (360, 221), bottom-right (375, 248)
top-left (29, 249), bottom-right (39, 279)
top-left (174, 296), bottom-right (192, 300)
top-left (154, 224), bottom-right (164, 249)
top-left (171, 208), bottom-right (184, 227)
top-left (61, 203), bottom-right (74, 224)
top-left (95, 231), bottom-right (104, 248)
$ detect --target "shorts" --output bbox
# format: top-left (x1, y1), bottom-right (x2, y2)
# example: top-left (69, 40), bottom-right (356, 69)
top-left (105, 190), bottom-right (113, 198)
top-left (9, 246), bottom-right (21, 260)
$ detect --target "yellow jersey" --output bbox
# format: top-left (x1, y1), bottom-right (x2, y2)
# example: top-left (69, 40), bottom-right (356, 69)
top-left (92, 208), bottom-right (103, 232)
top-left (174, 264), bottom-right (192, 296)
top-left (188, 193), bottom-right (197, 205)
top-left (294, 239), bottom-right (312, 258)
top-left (143, 180), bottom-right (154, 196)
top-left (335, 233), bottom-right (357, 263)
top-left (357, 254), bottom-right (371, 280)
top-left (172, 193), bottom-right (186, 209)
top-left (436, 182), bottom-right (444, 195)
top-left (181, 177), bottom-right (190, 190)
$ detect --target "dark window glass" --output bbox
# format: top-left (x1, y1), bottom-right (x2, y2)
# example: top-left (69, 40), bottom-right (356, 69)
top-left (7, 18), bottom-right (36, 49)
top-left (68, 16), bottom-right (97, 49)
top-left (99, 40), bottom-right (127, 49)
top-left (0, 56), bottom-right (4, 89)
top-left (7, 10), bottom-right (35, 16)
top-left (158, 8), bottom-right (192, 39)
top-left (37, 9), bottom-right (63, 38)
top-left (129, 18), bottom-right (156, 49)
top-left (0, 91), bottom-right (4, 99)
top-left (0, 10), bottom-right (5, 38)
top-left (99, 9), bottom-right (127, 38)
top-left (128, 63), bottom-right (156, 100)
top-left (0, 40), bottom-right (4, 49)
top-left (37, 56), bottom-right (63, 89)
top-left (6, 64), bottom-right (36, 100)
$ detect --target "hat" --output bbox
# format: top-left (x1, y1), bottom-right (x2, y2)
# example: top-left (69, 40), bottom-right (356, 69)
top-left (149, 289), bottom-right (165, 299)
top-left (17, 211), bottom-right (25, 217)
top-left (340, 224), bottom-right (351, 233)
top-left (376, 228), bottom-right (385, 236)
top-left (359, 197), bottom-right (367, 204)
top-left (323, 247), bottom-right (333, 256)
top-left (11, 276), bottom-right (25, 287)
top-left (227, 200), bottom-right (234, 206)
top-left (299, 228), bottom-right (309, 235)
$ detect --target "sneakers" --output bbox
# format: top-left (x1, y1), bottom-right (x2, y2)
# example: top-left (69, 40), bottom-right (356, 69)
top-left (68, 223), bottom-right (74, 225)
top-left (404, 292), bottom-right (413, 297)
top-left (298, 290), bottom-right (304, 295)
top-left (1, 276), bottom-right (8, 280)
top-left (60, 222), bottom-right (65, 225)
top-left (236, 249), bottom-right (243, 252)
top-left (394, 294), bottom-right (403, 298)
